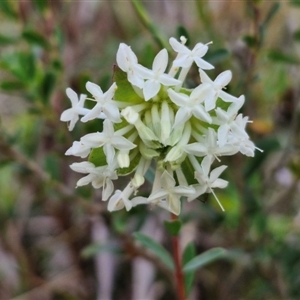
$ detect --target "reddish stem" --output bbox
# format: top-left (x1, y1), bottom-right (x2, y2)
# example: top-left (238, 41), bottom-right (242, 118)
top-left (171, 213), bottom-right (186, 300)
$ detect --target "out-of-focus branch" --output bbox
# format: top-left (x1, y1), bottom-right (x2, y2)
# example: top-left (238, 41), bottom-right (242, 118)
top-left (0, 132), bottom-right (103, 215)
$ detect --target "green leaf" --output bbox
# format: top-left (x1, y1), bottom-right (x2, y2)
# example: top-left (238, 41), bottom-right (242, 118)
top-left (263, 2), bottom-right (280, 27)
top-left (182, 242), bottom-right (196, 295)
top-left (243, 35), bottom-right (257, 48)
top-left (89, 147), bottom-right (107, 167)
top-left (81, 242), bottom-right (121, 259)
top-left (183, 247), bottom-right (227, 272)
top-left (181, 157), bottom-right (198, 185)
top-left (0, 35), bottom-right (17, 46)
top-left (133, 232), bottom-right (174, 270)
top-left (22, 30), bottom-right (50, 49)
top-left (39, 71), bottom-right (56, 102)
top-left (0, 0), bottom-right (17, 19)
top-left (0, 80), bottom-right (25, 91)
top-left (164, 219), bottom-right (182, 236)
top-left (205, 49), bottom-right (230, 64)
top-left (176, 25), bottom-right (190, 47)
top-left (113, 67), bottom-right (143, 104)
top-left (290, 0), bottom-right (300, 7)
top-left (293, 29), bottom-right (300, 42)
top-left (267, 50), bottom-right (300, 65)
top-left (31, 0), bottom-right (48, 13)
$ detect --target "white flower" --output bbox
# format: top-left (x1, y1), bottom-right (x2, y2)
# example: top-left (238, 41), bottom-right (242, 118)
top-left (213, 96), bottom-right (248, 147)
top-left (188, 156), bottom-right (228, 211)
top-left (116, 43), bottom-right (144, 88)
top-left (199, 69), bottom-right (239, 110)
top-left (81, 119), bottom-right (136, 164)
top-left (60, 88), bottom-right (86, 131)
top-left (148, 170), bottom-right (195, 215)
top-left (168, 84), bottom-right (213, 128)
top-left (107, 183), bottom-right (134, 212)
top-left (169, 37), bottom-right (214, 70)
top-left (65, 141), bottom-right (91, 158)
top-left (184, 128), bottom-right (238, 160)
top-left (135, 49), bottom-right (180, 100)
top-left (81, 82), bottom-right (121, 123)
top-left (70, 161), bottom-right (118, 200)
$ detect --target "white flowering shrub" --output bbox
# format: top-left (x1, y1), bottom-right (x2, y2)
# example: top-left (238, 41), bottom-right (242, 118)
top-left (61, 37), bottom-right (259, 215)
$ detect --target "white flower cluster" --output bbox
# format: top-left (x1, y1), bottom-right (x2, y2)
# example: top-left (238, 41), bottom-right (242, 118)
top-left (61, 37), bottom-right (259, 215)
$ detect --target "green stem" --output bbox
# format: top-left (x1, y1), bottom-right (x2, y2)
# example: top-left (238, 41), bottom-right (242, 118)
top-left (171, 213), bottom-right (186, 300)
top-left (130, 0), bottom-right (169, 50)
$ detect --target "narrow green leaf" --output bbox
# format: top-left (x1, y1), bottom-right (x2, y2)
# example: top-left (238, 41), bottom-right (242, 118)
top-left (133, 232), bottom-right (174, 270)
top-left (267, 50), bottom-right (300, 65)
top-left (182, 242), bottom-right (196, 295)
top-left (39, 71), bottom-right (56, 102)
top-left (263, 2), bottom-right (280, 27)
top-left (22, 30), bottom-right (50, 49)
top-left (0, 35), bottom-right (17, 46)
top-left (81, 242), bottom-right (121, 259)
top-left (164, 219), bottom-right (182, 236)
top-left (183, 247), bottom-right (227, 272)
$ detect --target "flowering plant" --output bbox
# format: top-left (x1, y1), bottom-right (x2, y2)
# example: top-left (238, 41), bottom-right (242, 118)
top-left (61, 36), bottom-right (258, 215)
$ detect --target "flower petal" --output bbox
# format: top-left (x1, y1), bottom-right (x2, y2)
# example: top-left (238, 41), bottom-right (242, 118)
top-left (143, 79), bottom-right (160, 101)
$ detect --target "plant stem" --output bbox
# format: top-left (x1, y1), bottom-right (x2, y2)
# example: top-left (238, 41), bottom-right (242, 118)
top-left (171, 213), bottom-right (186, 300)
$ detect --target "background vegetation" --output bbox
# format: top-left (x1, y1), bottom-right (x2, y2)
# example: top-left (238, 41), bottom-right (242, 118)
top-left (0, 1), bottom-right (300, 299)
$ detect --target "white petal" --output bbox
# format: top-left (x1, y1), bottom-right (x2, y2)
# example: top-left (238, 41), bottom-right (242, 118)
top-left (168, 88), bottom-right (189, 106)
top-left (161, 171), bottom-right (176, 189)
top-left (77, 173), bottom-right (95, 186)
top-left (211, 178), bottom-right (228, 189)
top-left (103, 102), bottom-right (121, 123)
top-left (86, 81), bottom-right (103, 98)
top-left (104, 144), bottom-right (116, 165)
top-left (194, 57), bottom-right (214, 70)
top-left (210, 165), bottom-right (227, 182)
top-left (153, 49), bottom-right (168, 74)
top-left (201, 156), bottom-right (212, 177)
top-left (173, 107), bottom-right (191, 128)
top-left (219, 90), bottom-right (239, 103)
top-left (199, 69), bottom-right (213, 84)
top-left (169, 37), bottom-right (190, 54)
top-left (143, 80), bottom-right (160, 101)
top-left (102, 179), bottom-right (114, 200)
top-left (81, 104), bottom-right (102, 122)
top-left (192, 105), bottom-right (212, 123)
top-left (184, 143), bottom-right (207, 156)
top-left (111, 136), bottom-right (136, 150)
top-left (187, 184), bottom-right (207, 201)
top-left (159, 73), bottom-right (180, 86)
top-left (135, 64), bottom-right (153, 80)
top-left (66, 88), bottom-right (78, 106)
top-left (215, 70), bottom-right (232, 87)
top-left (70, 161), bottom-right (95, 173)
top-left (193, 43), bottom-right (208, 57)
top-left (173, 54), bottom-right (192, 68)
top-left (108, 191), bottom-right (125, 211)
top-left (218, 124), bottom-right (230, 147)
